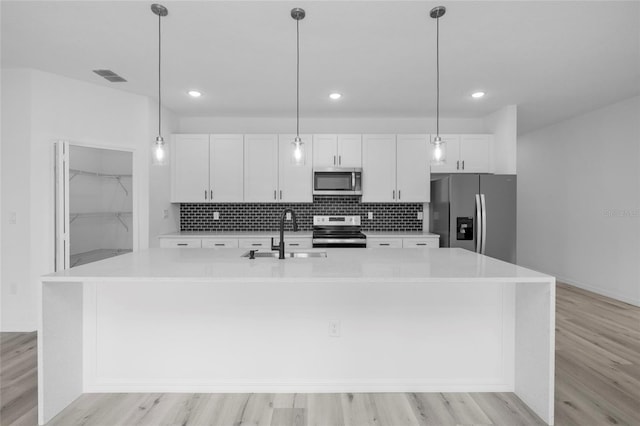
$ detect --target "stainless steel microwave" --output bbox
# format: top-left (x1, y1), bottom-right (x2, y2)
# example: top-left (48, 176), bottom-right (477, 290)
top-left (313, 168), bottom-right (362, 195)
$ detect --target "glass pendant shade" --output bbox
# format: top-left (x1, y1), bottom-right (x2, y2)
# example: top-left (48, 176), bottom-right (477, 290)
top-left (431, 136), bottom-right (446, 165)
top-left (292, 136), bottom-right (304, 165)
top-left (152, 136), bottom-right (167, 166)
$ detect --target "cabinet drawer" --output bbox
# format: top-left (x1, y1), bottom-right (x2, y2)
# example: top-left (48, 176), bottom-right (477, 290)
top-left (160, 239), bottom-right (202, 248)
top-left (273, 237), bottom-right (313, 249)
top-left (367, 238), bottom-right (403, 248)
top-left (202, 238), bottom-right (239, 249)
top-left (238, 238), bottom-right (272, 249)
top-left (403, 238), bottom-right (439, 248)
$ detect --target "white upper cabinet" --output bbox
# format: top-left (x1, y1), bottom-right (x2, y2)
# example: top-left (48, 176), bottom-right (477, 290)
top-left (244, 134), bottom-right (279, 202)
top-left (312, 134), bottom-right (362, 168)
top-left (396, 134), bottom-right (429, 202)
top-left (278, 134), bottom-right (313, 203)
top-left (210, 134), bottom-right (244, 202)
top-left (362, 134), bottom-right (430, 203)
top-left (459, 134), bottom-right (491, 173)
top-left (171, 134), bottom-right (211, 203)
top-left (362, 134), bottom-right (397, 202)
top-left (430, 134), bottom-right (492, 173)
top-left (171, 134), bottom-right (244, 203)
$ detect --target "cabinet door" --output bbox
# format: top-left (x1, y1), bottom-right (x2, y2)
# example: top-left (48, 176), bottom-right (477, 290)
top-left (202, 238), bottom-right (239, 249)
top-left (367, 238), bottom-right (403, 248)
top-left (210, 134), bottom-right (244, 202)
top-left (396, 134), bottom-right (430, 202)
top-left (362, 134), bottom-right (397, 203)
top-left (278, 134), bottom-right (313, 203)
top-left (244, 134), bottom-right (279, 202)
top-left (171, 134), bottom-right (210, 202)
top-left (312, 134), bottom-right (337, 168)
top-left (337, 134), bottom-right (362, 167)
top-left (459, 134), bottom-right (491, 173)
top-left (429, 134), bottom-right (460, 174)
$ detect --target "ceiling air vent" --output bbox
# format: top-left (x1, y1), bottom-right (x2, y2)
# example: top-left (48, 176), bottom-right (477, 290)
top-left (92, 69), bottom-right (127, 83)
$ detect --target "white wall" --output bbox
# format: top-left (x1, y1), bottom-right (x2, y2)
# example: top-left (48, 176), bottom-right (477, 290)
top-left (484, 105), bottom-right (517, 174)
top-left (518, 96), bottom-right (640, 306)
top-left (179, 116), bottom-right (487, 134)
top-left (0, 68), bottom-right (178, 331)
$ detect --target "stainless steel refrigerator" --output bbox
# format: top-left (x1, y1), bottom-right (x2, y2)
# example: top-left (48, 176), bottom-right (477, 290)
top-left (430, 174), bottom-right (516, 263)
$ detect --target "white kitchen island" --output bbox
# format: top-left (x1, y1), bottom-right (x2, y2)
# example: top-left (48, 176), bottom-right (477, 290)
top-left (39, 248), bottom-right (555, 425)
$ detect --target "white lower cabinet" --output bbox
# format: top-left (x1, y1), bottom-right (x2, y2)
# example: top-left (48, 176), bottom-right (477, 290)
top-left (402, 238), bottom-right (439, 248)
top-left (160, 239), bottom-right (202, 248)
top-left (273, 237), bottom-right (313, 249)
top-left (367, 238), bottom-right (403, 248)
top-left (238, 238), bottom-right (272, 249)
top-left (201, 238), bottom-right (239, 249)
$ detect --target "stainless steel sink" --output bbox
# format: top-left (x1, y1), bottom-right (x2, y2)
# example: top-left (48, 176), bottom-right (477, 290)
top-left (242, 250), bottom-right (327, 259)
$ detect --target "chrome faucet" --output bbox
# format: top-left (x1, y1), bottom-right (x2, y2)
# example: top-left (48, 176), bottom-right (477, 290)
top-left (271, 209), bottom-right (299, 259)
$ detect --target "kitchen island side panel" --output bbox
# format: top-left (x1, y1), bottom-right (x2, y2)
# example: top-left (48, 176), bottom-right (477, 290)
top-left (83, 280), bottom-right (514, 392)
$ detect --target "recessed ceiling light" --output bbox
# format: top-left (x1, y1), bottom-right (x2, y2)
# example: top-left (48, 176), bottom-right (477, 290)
top-left (329, 92), bottom-right (342, 100)
top-left (471, 91), bottom-right (485, 99)
top-left (188, 90), bottom-right (202, 98)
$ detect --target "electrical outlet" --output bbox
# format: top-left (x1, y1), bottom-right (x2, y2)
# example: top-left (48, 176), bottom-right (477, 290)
top-left (163, 209), bottom-right (169, 219)
top-left (286, 212), bottom-right (291, 220)
top-left (328, 320), bottom-right (340, 337)
top-left (368, 212), bottom-right (373, 220)
top-left (9, 212), bottom-right (17, 224)
top-left (417, 211), bottom-right (423, 220)
top-left (213, 212), bottom-right (220, 220)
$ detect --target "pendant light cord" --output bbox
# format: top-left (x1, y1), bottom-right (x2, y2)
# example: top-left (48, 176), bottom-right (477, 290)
top-left (436, 15), bottom-right (440, 138)
top-left (158, 13), bottom-right (162, 137)
top-left (296, 18), bottom-right (300, 138)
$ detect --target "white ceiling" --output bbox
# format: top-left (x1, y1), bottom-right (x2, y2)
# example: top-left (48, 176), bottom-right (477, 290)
top-left (2, 1), bottom-right (639, 134)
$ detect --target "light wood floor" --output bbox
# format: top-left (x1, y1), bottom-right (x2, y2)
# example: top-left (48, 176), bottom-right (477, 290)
top-left (1, 283), bottom-right (638, 425)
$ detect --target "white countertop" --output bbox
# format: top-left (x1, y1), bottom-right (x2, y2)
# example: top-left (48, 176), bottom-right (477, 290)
top-left (365, 231), bottom-right (439, 238)
top-left (158, 231), bottom-right (313, 238)
top-left (158, 231), bottom-right (438, 238)
top-left (43, 248), bottom-right (552, 284)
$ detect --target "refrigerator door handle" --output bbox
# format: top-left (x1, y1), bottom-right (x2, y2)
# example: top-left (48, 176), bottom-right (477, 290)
top-left (481, 193), bottom-right (487, 254)
top-left (475, 194), bottom-right (482, 253)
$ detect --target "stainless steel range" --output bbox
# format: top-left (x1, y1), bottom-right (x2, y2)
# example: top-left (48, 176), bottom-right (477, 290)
top-left (312, 215), bottom-right (366, 248)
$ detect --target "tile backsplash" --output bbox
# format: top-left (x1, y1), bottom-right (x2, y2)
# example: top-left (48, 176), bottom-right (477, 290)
top-left (180, 196), bottom-right (423, 232)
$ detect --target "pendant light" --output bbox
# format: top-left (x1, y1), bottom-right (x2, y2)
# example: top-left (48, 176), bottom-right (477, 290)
top-left (151, 3), bottom-right (168, 166)
top-left (291, 7), bottom-right (306, 166)
top-left (430, 6), bottom-right (446, 165)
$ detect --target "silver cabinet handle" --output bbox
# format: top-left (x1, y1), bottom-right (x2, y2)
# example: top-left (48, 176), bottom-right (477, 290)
top-left (462, 160), bottom-right (465, 170)
top-left (274, 190), bottom-right (277, 200)
top-left (416, 243), bottom-right (426, 246)
top-left (204, 190), bottom-right (207, 200)
top-left (392, 190), bottom-right (395, 199)
top-left (339, 155), bottom-right (342, 165)
top-left (210, 190), bottom-right (213, 199)
top-left (398, 190), bottom-right (401, 200)
top-left (379, 243), bottom-right (390, 246)
top-left (251, 243), bottom-right (262, 246)
top-left (457, 160), bottom-right (460, 170)
top-left (280, 190), bottom-right (283, 200)
top-left (214, 243), bottom-right (225, 246)
top-left (289, 243), bottom-right (299, 246)
top-left (177, 243), bottom-right (188, 246)
top-left (333, 155), bottom-right (336, 165)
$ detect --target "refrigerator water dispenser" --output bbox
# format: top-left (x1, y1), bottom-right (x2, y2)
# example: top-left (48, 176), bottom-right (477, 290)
top-left (456, 217), bottom-right (474, 240)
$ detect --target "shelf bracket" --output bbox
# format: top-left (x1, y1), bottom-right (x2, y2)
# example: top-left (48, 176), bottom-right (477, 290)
top-left (116, 177), bottom-right (129, 196)
top-left (116, 213), bottom-right (129, 232)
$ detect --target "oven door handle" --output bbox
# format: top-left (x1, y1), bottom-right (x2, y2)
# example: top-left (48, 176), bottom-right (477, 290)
top-left (312, 238), bottom-right (365, 244)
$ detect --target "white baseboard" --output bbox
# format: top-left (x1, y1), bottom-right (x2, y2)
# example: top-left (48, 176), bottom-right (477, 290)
top-left (558, 276), bottom-right (640, 307)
